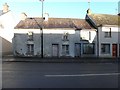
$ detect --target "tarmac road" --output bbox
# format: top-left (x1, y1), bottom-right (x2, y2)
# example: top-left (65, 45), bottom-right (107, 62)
top-left (2, 61), bottom-right (119, 88)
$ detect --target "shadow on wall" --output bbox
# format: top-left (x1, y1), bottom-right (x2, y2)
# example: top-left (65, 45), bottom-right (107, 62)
top-left (0, 36), bottom-right (12, 56)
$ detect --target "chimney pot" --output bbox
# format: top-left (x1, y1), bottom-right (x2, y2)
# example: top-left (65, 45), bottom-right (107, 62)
top-left (3, 3), bottom-right (9, 13)
top-left (87, 8), bottom-right (92, 15)
top-left (44, 13), bottom-right (49, 21)
top-left (20, 12), bottom-right (27, 20)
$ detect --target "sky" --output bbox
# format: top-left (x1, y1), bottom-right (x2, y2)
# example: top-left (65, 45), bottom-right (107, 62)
top-left (0, 0), bottom-right (120, 20)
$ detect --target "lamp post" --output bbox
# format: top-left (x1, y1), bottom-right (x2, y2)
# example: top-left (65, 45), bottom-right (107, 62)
top-left (39, 0), bottom-right (44, 58)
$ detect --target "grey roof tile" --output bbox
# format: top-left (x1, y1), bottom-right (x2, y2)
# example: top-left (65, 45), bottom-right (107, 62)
top-left (15, 18), bottom-right (94, 29)
top-left (88, 13), bottom-right (120, 26)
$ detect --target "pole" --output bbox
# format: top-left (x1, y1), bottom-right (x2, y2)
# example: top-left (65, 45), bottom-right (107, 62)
top-left (40, 0), bottom-right (44, 58)
top-left (88, 0), bottom-right (90, 9)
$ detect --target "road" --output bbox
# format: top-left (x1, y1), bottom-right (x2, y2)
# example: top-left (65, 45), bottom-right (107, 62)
top-left (2, 61), bottom-right (119, 88)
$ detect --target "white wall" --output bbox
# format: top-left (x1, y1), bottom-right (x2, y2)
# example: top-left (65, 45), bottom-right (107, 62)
top-left (0, 11), bottom-right (16, 42)
top-left (98, 26), bottom-right (119, 57)
top-left (13, 28), bottom-right (97, 57)
top-left (0, 11), bottom-right (16, 55)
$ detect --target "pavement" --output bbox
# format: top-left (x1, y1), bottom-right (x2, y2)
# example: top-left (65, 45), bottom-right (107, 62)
top-left (2, 55), bottom-right (120, 63)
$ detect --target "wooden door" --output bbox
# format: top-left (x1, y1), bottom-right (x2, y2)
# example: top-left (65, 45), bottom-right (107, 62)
top-left (112, 44), bottom-right (117, 57)
top-left (75, 43), bottom-right (81, 57)
top-left (52, 44), bottom-right (59, 57)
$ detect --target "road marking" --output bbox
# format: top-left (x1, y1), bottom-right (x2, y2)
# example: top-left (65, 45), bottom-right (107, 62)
top-left (45, 73), bottom-right (120, 77)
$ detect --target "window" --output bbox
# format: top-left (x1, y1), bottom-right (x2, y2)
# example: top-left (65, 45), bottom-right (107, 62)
top-left (83, 43), bottom-right (95, 54)
top-left (104, 28), bottom-right (111, 38)
top-left (0, 24), bottom-right (4, 29)
top-left (27, 31), bottom-right (33, 41)
top-left (63, 32), bottom-right (69, 41)
top-left (101, 44), bottom-right (110, 54)
top-left (27, 44), bottom-right (34, 55)
top-left (62, 45), bottom-right (69, 55)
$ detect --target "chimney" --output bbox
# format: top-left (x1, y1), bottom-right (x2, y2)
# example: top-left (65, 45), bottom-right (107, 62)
top-left (3, 3), bottom-right (9, 13)
top-left (87, 8), bottom-right (92, 15)
top-left (44, 13), bottom-right (49, 21)
top-left (20, 12), bottom-right (27, 20)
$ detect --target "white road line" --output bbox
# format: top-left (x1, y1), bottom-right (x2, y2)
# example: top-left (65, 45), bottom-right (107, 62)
top-left (45, 73), bottom-right (120, 77)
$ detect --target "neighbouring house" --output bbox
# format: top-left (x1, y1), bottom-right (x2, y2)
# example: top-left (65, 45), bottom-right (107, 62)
top-left (13, 13), bottom-right (97, 57)
top-left (86, 9), bottom-right (120, 58)
top-left (0, 3), bottom-right (16, 55)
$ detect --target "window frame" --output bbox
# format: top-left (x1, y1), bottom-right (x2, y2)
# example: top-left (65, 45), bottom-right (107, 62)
top-left (83, 43), bottom-right (95, 55)
top-left (104, 28), bottom-right (111, 38)
top-left (62, 45), bottom-right (69, 56)
top-left (101, 44), bottom-right (110, 54)
top-left (27, 31), bottom-right (33, 41)
top-left (62, 32), bottom-right (69, 41)
top-left (27, 44), bottom-right (34, 55)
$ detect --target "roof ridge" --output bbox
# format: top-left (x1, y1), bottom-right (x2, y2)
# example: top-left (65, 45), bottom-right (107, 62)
top-left (27, 17), bottom-right (85, 20)
top-left (91, 13), bottom-right (118, 16)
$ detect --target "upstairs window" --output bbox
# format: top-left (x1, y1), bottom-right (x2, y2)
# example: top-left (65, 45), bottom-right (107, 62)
top-left (27, 31), bottom-right (33, 41)
top-left (104, 28), bottom-right (111, 38)
top-left (63, 32), bottom-right (69, 41)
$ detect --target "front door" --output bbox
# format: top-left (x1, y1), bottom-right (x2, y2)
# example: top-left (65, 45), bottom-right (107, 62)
top-left (75, 43), bottom-right (81, 57)
top-left (112, 44), bottom-right (117, 57)
top-left (52, 44), bottom-right (59, 57)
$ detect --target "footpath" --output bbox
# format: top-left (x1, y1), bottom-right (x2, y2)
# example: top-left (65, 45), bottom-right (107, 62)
top-left (2, 55), bottom-right (120, 63)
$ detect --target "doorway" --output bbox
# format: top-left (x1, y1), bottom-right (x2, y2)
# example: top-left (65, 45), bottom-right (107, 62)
top-left (112, 44), bottom-right (117, 57)
top-left (75, 43), bottom-right (81, 57)
top-left (52, 44), bottom-right (59, 57)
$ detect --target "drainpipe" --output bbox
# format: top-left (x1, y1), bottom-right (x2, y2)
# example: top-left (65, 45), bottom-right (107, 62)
top-left (96, 28), bottom-right (99, 58)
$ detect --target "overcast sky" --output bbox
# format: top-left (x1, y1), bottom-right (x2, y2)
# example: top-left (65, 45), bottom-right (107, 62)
top-left (0, 0), bottom-right (119, 20)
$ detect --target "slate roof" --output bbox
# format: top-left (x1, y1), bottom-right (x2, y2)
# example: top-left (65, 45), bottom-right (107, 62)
top-left (87, 13), bottom-right (120, 26)
top-left (15, 17), bottom-right (94, 29)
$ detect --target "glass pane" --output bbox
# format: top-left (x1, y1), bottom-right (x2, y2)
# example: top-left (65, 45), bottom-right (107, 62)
top-left (101, 44), bottom-right (110, 54)
top-left (83, 44), bottom-right (94, 54)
